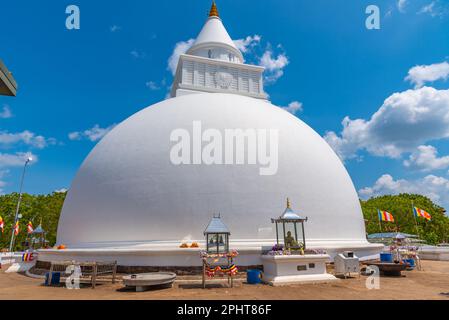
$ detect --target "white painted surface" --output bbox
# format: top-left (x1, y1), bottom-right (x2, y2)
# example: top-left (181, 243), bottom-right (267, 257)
top-left (261, 254), bottom-right (338, 286)
top-left (0, 252), bottom-right (25, 265)
top-left (171, 54), bottom-right (267, 100)
top-left (57, 94), bottom-right (374, 256)
top-left (334, 252), bottom-right (360, 276)
top-left (5, 261), bottom-right (36, 273)
top-left (419, 246), bottom-right (449, 261)
top-left (171, 11), bottom-right (266, 100)
top-left (187, 16), bottom-right (243, 63)
top-left (38, 241), bottom-right (382, 267)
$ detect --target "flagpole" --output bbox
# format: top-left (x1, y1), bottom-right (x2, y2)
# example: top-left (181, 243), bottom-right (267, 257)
top-left (412, 201), bottom-right (420, 239)
top-left (9, 158), bottom-right (32, 253)
top-left (377, 210), bottom-right (382, 235)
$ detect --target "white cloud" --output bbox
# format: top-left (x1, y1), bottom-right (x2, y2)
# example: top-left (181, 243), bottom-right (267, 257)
top-left (83, 125), bottom-right (112, 142)
top-left (0, 130), bottom-right (53, 149)
top-left (130, 50), bottom-right (146, 59)
top-left (237, 37), bottom-right (289, 84)
top-left (359, 174), bottom-right (449, 209)
top-left (54, 188), bottom-right (68, 193)
top-left (0, 170), bottom-right (8, 194)
top-left (0, 105), bottom-right (13, 119)
top-left (385, 7), bottom-right (394, 18)
top-left (281, 101), bottom-right (303, 115)
top-left (405, 61), bottom-right (449, 88)
top-left (145, 81), bottom-right (160, 91)
top-left (418, 1), bottom-right (445, 17)
top-left (397, 0), bottom-right (408, 13)
top-left (68, 132), bottom-right (80, 141)
top-left (69, 124), bottom-right (116, 142)
top-left (419, 1), bottom-right (436, 15)
top-left (324, 87), bottom-right (449, 161)
top-left (167, 39), bottom-right (195, 76)
top-left (404, 145), bottom-right (449, 171)
top-left (234, 35), bottom-right (261, 53)
top-left (260, 50), bottom-right (289, 84)
top-left (110, 25), bottom-right (121, 32)
top-left (0, 152), bottom-right (37, 168)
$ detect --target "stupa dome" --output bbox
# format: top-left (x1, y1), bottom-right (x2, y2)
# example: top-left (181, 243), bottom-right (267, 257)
top-left (57, 93), bottom-right (370, 250)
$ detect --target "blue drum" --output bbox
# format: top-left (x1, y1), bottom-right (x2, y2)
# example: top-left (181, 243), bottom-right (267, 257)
top-left (247, 269), bottom-right (262, 284)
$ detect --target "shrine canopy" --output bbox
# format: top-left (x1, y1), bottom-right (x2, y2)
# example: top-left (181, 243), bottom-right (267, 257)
top-left (32, 225), bottom-right (46, 235)
top-left (272, 199), bottom-right (308, 224)
top-left (204, 215), bottom-right (230, 235)
top-left (204, 215), bottom-right (231, 254)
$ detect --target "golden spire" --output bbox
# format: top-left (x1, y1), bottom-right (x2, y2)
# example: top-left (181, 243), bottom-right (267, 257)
top-left (209, 1), bottom-right (219, 18)
top-left (287, 198), bottom-right (291, 209)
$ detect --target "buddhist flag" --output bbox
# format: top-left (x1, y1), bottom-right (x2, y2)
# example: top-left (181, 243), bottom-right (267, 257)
top-left (27, 221), bottom-right (34, 234)
top-left (13, 221), bottom-right (19, 236)
top-left (0, 216), bottom-right (4, 233)
top-left (414, 207), bottom-right (432, 221)
top-left (378, 210), bottom-right (395, 223)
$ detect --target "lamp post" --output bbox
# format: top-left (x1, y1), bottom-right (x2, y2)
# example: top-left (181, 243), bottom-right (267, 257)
top-left (9, 157), bottom-right (32, 253)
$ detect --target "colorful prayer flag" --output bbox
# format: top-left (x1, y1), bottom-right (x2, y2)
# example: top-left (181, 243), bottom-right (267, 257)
top-left (13, 221), bottom-right (19, 236)
top-left (27, 221), bottom-right (34, 234)
top-left (414, 207), bottom-right (432, 221)
top-left (378, 210), bottom-right (395, 223)
top-left (22, 252), bottom-right (34, 262)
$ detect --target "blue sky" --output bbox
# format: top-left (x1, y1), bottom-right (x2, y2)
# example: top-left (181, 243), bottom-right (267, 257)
top-left (1, 0), bottom-right (449, 209)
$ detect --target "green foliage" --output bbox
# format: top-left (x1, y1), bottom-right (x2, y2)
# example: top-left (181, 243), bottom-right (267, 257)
top-left (0, 192), bottom-right (66, 251)
top-left (361, 193), bottom-right (449, 245)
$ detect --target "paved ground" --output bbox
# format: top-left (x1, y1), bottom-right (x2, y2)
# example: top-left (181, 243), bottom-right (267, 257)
top-left (0, 260), bottom-right (449, 300)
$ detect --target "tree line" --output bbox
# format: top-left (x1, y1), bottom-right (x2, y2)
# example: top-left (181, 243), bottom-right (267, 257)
top-left (0, 192), bottom-right (65, 251)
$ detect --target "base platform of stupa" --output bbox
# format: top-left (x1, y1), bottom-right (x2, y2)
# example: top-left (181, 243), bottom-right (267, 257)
top-left (37, 240), bottom-right (383, 269)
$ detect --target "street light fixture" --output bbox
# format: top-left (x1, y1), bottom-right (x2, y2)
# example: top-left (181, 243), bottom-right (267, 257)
top-left (9, 157), bottom-right (32, 253)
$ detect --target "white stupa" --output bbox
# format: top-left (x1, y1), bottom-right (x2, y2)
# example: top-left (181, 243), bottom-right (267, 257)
top-left (40, 2), bottom-right (382, 267)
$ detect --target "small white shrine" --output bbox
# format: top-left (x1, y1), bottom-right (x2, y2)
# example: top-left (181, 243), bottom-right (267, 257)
top-left (261, 199), bottom-right (338, 286)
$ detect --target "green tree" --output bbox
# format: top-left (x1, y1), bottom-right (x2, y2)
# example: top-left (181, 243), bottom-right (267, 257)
top-left (0, 192), bottom-right (66, 251)
top-left (361, 193), bottom-right (449, 245)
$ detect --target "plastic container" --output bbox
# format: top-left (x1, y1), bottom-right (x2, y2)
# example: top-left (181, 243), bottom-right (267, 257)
top-left (246, 269), bottom-right (262, 284)
top-left (380, 252), bottom-right (393, 263)
top-left (403, 259), bottom-right (415, 269)
top-left (45, 272), bottom-right (61, 286)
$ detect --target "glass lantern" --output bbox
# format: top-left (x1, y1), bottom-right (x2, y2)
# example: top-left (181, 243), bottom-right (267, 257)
top-left (272, 199), bottom-right (308, 251)
top-left (206, 233), bottom-right (229, 254)
top-left (204, 215), bottom-right (231, 255)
